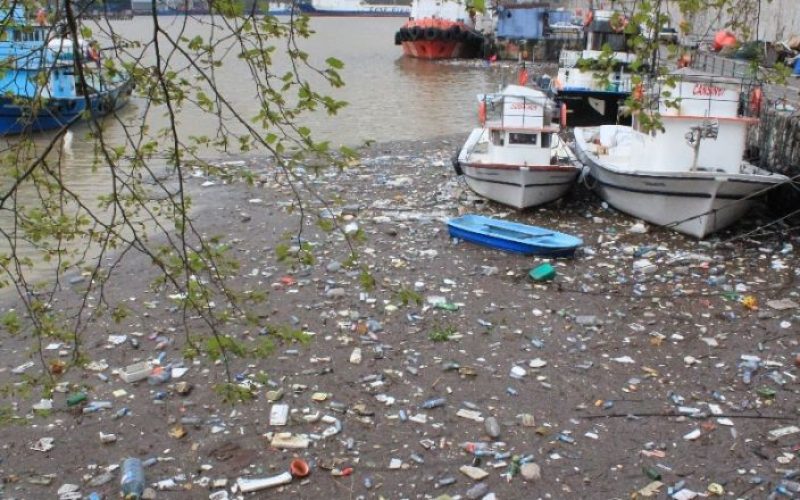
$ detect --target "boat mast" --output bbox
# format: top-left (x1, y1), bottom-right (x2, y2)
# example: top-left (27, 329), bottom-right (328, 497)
top-left (649, 0), bottom-right (661, 75)
top-left (685, 120), bottom-right (719, 171)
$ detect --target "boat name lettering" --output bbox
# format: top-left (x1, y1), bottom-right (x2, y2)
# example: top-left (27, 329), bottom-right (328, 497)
top-left (509, 102), bottom-right (540, 110)
top-left (692, 84), bottom-right (725, 97)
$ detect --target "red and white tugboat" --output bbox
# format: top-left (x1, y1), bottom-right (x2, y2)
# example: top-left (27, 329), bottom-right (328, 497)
top-left (394, 0), bottom-right (487, 59)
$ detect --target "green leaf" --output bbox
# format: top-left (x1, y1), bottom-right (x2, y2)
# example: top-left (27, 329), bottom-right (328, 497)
top-left (325, 57), bottom-right (344, 70)
top-left (1, 310), bottom-right (21, 335)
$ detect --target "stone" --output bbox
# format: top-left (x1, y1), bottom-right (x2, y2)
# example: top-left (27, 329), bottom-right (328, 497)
top-left (484, 416), bottom-right (500, 439)
top-left (465, 482), bottom-right (490, 499)
top-left (325, 288), bottom-right (346, 298)
top-left (528, 358), bottom-right (547, 368)
top-left (767, 299), bottom-right (798, 310)
top-left (520, 463), bottom-right (541, 482)
top-left (575, 315), bottom-right (601, 326)
top-left (459, 465), bottom-right (489, 480)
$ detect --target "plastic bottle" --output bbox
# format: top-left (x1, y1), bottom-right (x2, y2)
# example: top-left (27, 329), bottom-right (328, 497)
top-left (420, 397), bottom-right (446, 409)
top-left (120, 458), bottom-right (145, 499)
top-left (461, 441), bottom-right (490, 455)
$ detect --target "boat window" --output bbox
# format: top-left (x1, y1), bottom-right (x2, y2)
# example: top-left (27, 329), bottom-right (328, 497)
top-left (541, 133), bottom-right (551, 148)
top-left (591, 33), bottom-right (627, 52)
top-left (491, 130), bottom-right (501, 145)
top-left (509, 133), bottom-right (537, 145)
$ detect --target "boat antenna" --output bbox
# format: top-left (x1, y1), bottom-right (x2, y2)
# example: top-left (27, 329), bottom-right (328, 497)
top-left (685, 119), bottom-right (719, 171)
top-left (649, 0), bottom-right (661, 75)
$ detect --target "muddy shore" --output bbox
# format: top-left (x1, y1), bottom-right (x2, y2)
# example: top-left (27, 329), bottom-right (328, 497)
top-left (1, 135), bottom-right (799, 499)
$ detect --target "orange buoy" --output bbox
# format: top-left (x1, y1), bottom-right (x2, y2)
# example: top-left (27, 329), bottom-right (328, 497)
top-left (749, 87), bottom-right (763, 116)
top-left (583, 10), bottom-right (594, 27)
top-left (560, 102), bottom-right (567, 128)
top-left (89, 45), bottom-right (101, 63)
top-left (478, 101), bottom-right (486, 124)
top-left (518, 67), bottom-right (529, 86)
top-left (632, 83), bottom-right (644, 102)
top-left (712, 30), bottom-right (736, 51)
top-left (35, 8), bottom-right (47, 26)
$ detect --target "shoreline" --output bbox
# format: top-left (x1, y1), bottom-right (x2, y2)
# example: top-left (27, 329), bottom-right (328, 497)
top-left (0, 135), bottom-right (798, 499)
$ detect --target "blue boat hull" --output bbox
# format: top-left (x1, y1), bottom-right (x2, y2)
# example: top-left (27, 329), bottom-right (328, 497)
top-left (0, 78), bottom-right (134, 135)
top-left (447, 214), bottom-right (582, 257)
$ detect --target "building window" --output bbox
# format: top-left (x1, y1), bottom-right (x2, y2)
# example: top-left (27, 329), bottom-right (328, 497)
top-left (509, 133), bottom-right (537, 145)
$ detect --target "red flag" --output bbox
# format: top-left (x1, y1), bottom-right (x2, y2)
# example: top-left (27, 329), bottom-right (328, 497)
top-left (518, 68), bottom-right (529, 86)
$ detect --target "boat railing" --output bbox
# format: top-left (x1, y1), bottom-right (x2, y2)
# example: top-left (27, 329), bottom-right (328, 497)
top-left (482, 94), bottom-right (556, 130)
top-left (651, 72), bottom-right (761, 119)
top-left (558, 49), bottom-right (581, 68)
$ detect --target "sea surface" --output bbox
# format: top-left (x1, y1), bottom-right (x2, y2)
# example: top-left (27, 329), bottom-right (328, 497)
top-left (0, 16), bottom-right (534, 291)
top-left (36, 16), bottom-right (521, 162)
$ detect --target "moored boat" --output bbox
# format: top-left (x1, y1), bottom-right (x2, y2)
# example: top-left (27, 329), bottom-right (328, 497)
top-left (395, 0), bottom-right (486, 59)
top-left (298, 0), bottom-right (410, 16)
top-left (572, 70), bottom-right (790, 238)
top-left (543, 8), bottom-right (636, 126)
top-left (0, 7), bottom-right (133, 135)
top-left (447, 214), bottom-right (583, 257)
top-left (452, 84), bottom-right (581, 209)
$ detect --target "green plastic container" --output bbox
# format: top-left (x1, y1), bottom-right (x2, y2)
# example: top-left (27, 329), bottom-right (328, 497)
top-left (529, 263), bottom-right (556, 281)
top-left (66, 392), bottom-right (87, 407)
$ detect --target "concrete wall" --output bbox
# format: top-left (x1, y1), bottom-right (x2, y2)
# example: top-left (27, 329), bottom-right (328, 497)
top-left (525, 1), bottom-right (800, 42)
top-left (682, 0), bottom-right (800, 43)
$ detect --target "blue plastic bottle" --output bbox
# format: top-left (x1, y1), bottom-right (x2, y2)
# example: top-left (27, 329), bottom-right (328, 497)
top-left (120, 458), bottom-right (145, 499)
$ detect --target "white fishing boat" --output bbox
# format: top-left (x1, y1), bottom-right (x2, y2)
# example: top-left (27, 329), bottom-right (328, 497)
top-left (572, 70), bottom-right (789, 238)
top-left (452, 85), bottom-right (580, 209)
top-left (544, 9), bottom-right (636, 126)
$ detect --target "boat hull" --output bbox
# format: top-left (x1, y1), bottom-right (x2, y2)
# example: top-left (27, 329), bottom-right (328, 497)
top-left (396, 20), bottom-right (484, 59)
top-left (447, 214), bottom-right (582, 257)
top-left (462, 163), bottom-right (579, 209)
top-left (298, 3), bottom-right (410, 16)
top-left (401, 40), bottom-right (474, 59)
top-left (0, 78), bottom-right (134, 135)
top-left (573, 129), bottom-right (786, 238)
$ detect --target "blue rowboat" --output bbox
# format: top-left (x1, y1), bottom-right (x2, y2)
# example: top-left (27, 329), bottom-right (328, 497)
top-left (447, 214), bottom-right (582, 257)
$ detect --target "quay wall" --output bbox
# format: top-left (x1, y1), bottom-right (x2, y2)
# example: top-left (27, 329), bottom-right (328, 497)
top-left (545, 1), bottom-right (800, 43)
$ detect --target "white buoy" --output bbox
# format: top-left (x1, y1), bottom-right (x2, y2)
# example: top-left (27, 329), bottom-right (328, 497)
top-left (62, 130), bottom-right (73, 157)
